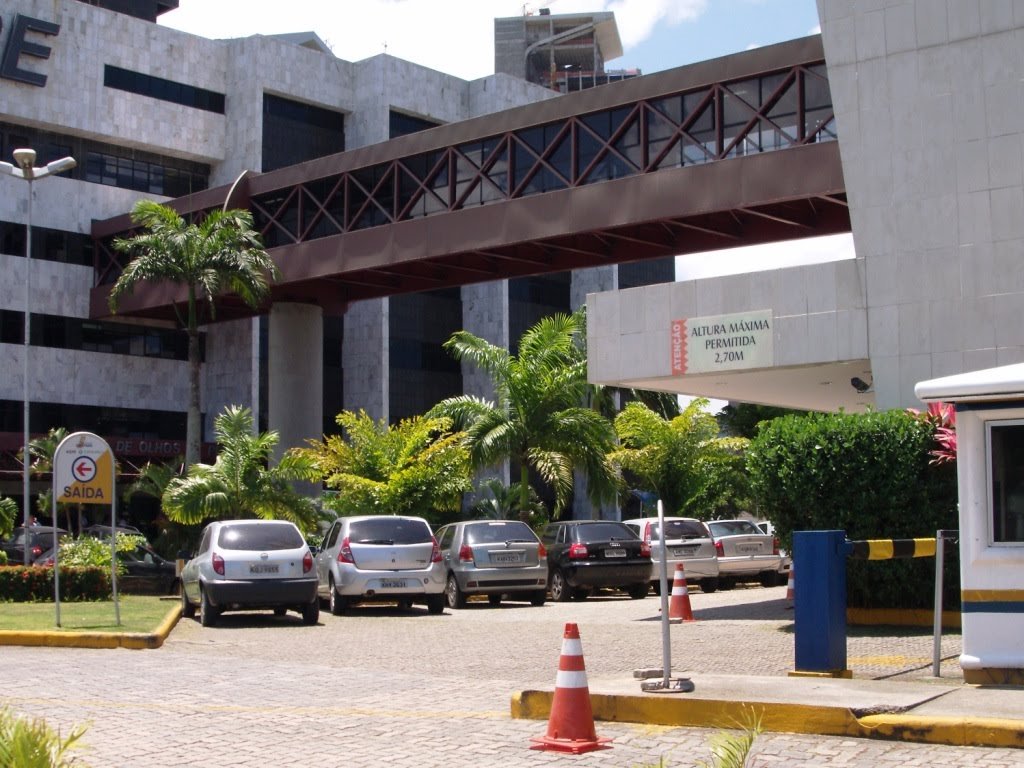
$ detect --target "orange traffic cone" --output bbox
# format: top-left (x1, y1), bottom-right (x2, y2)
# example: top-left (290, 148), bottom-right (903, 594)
top-left (668, 564), bottom-right (695, 622)
top-left (530, 623), bottom-right (612, 754)
top-left (786, 565), bottom-right (795, 606)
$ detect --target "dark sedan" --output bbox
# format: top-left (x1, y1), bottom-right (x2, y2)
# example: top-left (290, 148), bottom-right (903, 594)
top-left (540, 520), bottom-right (651, 601)
top-left (1, 526), bottom-right (69, 565)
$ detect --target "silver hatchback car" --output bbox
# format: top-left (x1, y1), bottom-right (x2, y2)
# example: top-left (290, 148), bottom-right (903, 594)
top-left (622, 516), bottom-right (720, 594)
top-left (435, 519), bottom-right (548, 608)
top-left (314, 515), bottom-right (446, 614)
top-left (180, 519), bottom-right (319, 627)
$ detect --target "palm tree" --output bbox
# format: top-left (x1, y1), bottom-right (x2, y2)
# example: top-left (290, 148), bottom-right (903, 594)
top-left (162, 405), bottom-right (320, 531)
top-left (294, 410), bottom-right (471, 524)
top-left (471, 477), bottom-right (546, 526)
top-left (108, 201), bottom-right (278, 468)
top-left (610, 399), bottom-right (750, 518)
top-left (430, 310), bottom-right (617, 519)
top-left (25, 427), bottom-right (73, 530)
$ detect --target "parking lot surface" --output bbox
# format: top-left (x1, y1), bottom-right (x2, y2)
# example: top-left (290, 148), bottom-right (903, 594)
top-left (3, 585), bottom-right (1023, 767)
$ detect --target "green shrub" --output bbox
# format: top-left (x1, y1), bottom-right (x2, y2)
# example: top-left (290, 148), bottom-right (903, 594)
top-left (0, 566), bottom-right (111, 602)
top-left (0, 705), bottom-right (89, 767)
top-left (747, 410), bottom-right (958, 609)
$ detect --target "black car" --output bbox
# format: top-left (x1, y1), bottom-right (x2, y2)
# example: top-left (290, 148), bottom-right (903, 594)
top-left (82, 524), bottom-right (178, 593)
top-left (1, 526), bottom-right (69, 565)
top-left (540, 520), bottom-right (652, 602)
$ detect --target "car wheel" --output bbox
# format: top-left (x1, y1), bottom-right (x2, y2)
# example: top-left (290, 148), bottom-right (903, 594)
top-left (301, 600), bottom-right (319, 625)
top-left (572, 588), bottom-right (590, 601)
top-left (180, 584), bottom-right (196, 619)
top-left (650, 580), bottom-right (661, 597)
top-left (718, 578), bottom-right (735, 591)
top-left (701, 578), bottom-right (719, 594)
top-left (759, 571), bottom-right (779, 588)
top-left (529, 590), bottom-right (546, 607)
top-left (273, 607), bottom-right (287, 617)
top-left (199, 587), bottom-right (218, 628)
top-left (549, 569), bottom-right (571, 602)
top-left (329, 578), bottom-right (347, 616)
top-left (487, 593), bottom-right (502, 607)
top-left (426, 594), bottom-right (445, 615)
top-left (627, 583), bottom-right (649, 599)
top-left (445, 574), bottom-right (467, 609)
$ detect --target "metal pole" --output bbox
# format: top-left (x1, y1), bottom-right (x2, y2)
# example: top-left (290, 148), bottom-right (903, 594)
top-left (932, 529), bottom-right (945, 676)
top-left (22, 177), bottom-right (32, 563)
top-left (53, 485), bottom-right (60, 627)
top-left (657, 500), bottom-right (671, 687)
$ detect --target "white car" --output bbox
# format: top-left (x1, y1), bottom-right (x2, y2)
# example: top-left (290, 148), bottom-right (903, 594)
top-left (622, 517), bottom-right (720, 593)
top-left (707, 519), bottom-right (784, 588)
top-left (180, 519), bottom-right (319, 627)
top-left (314, 515), bottom-right (446, 614)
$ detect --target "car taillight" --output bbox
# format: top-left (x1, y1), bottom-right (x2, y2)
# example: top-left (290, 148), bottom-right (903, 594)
top-left (568, 543), bottom-right (588, 559)
top-left (337, 536), bottom-right (355, 564)
top-left (640, 541), bottom-right (651, 558)
top-left (302, 551), bottom-right (313, 573)
top-left (431, 536), bottom-right (442, 563)
top-left (715, 541), bottom-right (724, 557)
top-left (212, 552), bottom-right (225, 576)
top-left (458, 544), bottom-right (474, 562)
top-left (772, 537), bottom-right (780, 555)
top-left (537, 542), bottom-right (547, 558)
top-left (31, 545), bottom-right (42, 558)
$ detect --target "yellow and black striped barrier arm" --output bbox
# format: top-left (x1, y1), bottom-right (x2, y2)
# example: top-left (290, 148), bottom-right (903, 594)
top-left (847, 538), bottom-right (937, 560)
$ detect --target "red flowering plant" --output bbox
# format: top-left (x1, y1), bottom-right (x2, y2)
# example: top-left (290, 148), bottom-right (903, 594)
top-left (907, 402), bottom-right (957, 464)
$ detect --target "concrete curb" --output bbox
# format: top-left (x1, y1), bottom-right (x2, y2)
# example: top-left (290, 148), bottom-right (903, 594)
top-left (0, 605), bottom-right (181, 650)
top-left (510, 690), bottom-right (1024, 750)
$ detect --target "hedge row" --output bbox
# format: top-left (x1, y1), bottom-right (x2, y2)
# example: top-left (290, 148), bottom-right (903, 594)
top-left (0, 566), bottom-right (111, 602)
top-left (748, 409), bottom-right (959, 610)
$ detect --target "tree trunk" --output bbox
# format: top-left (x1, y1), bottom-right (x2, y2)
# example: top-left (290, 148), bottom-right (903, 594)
top-left (518, 461), bottom-right (530, 523)
top-left (186, 326), bottom-right (202, 469)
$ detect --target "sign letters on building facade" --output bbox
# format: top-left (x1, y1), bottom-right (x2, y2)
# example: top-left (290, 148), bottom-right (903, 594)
top-left (0, 11), bottom-right (59, 87)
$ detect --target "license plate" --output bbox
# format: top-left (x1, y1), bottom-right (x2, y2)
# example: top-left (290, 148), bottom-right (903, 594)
top-left (380, 579), bottom-right (407, 589)
top-left (491, 552), bottom-right (523, 564)
top-left (604, 549), bottom-right (626, 558)
top-left (671, 547), bottom-right (698, 557)
top-left (736, 544), bottom-right (761, 554)
top-left (249, 564), bottom-right (279, 574)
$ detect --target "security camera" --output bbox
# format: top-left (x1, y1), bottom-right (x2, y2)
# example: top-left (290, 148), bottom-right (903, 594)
top-left (850, 376), bottom-right (872, 394)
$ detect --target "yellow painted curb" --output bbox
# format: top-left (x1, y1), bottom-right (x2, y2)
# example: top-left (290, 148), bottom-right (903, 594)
top-left (510, 690), bottom-right (1024, 749)
top-left (847, 607), bottom-right (961, 629)
top-left (0, 604), bottom-right (181, 650)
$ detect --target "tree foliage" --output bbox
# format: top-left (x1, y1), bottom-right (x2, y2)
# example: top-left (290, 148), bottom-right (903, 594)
top-left (108, 201), bottom-right (277, 467)
top-left (717, 402), bottom-right (803, 439)
top-left (295, 410), bottom-right (471, 524)
top-left (0, 705), bottom-right (89, 768)
top-left (0, 497), bottom-right (15, 541)
top-left (609, 398), bottom-right (750, 518)
top-left (430, 309), bottom-right (616, 517)
top-left (162, 406), bottom-right (320, 531)
top-left (747, 409), bottom-right (958, 608)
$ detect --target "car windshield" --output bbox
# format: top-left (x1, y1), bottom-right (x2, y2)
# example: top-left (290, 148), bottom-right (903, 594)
top-left (465, 521), bottom-right (535, 545)
top-left (652, 520), bottom-right (707, 540)
top-left (218, 523), bottom-right (304, 551)
top-left (708, 520), bottom-right (761, 537)
top-left (348, 518), bottom-right (431, 545)
top-left (573, 522), bottom-right (636, 541)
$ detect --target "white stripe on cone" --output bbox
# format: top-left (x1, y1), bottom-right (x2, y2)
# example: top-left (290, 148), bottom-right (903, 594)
top-left (554, 670), bottom-right (590, 688)
top-left (562, 638), bottom-right (584, 656)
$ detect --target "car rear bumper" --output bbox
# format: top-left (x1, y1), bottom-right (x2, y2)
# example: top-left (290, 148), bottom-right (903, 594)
top-left (454, 565), bottom-right (548, 594)
top-left (334, 564), bottom-right (446, 596)
top-left (205, 577), bottom-right (318, 608)
top-left (649, 555), bottom-right (719, 581)
top-left (562, 562), bottom-right (651, 589)
top-left (717, 555), bottom-right (783, 575)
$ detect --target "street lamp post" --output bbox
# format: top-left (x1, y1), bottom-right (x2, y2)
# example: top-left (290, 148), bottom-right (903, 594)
top-left (0, 149), bottom-right (76, 563)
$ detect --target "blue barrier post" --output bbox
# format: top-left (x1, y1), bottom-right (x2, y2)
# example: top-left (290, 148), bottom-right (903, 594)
top-left (792, 530), bottom-right (851, 677)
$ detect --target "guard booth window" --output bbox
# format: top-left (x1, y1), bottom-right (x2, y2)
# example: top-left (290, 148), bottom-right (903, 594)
top-left (988, 420), bottom-right (1024, 544)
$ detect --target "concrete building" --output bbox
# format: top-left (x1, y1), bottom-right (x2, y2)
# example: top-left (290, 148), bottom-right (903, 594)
top-left (587, 0), bottom-right (1024, 416)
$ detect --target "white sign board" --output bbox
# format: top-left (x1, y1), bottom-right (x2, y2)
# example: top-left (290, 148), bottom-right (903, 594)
top-left (671, 310), bottom-right (773, 375)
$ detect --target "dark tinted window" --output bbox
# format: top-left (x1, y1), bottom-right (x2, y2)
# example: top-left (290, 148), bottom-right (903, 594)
top-left (104, 65), bottom-right (225, 114)
top-left (464, 521), bottom-right (536, 545)
top-left (708, 520), bottom-right (761, 537)
top-left (654, 520), bottom-right (709, 540)
top-left (348, 518), bottom-right (431, 545)
top-left (219, 522), bottom-right (304, 551)
top-left (571, 522), bottom-right (637, 541)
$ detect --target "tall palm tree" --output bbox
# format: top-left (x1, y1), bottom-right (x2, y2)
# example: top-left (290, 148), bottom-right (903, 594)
top-left (108, 201), bottom-right (278, 468)
top-left (161, 405), bottom-right (320, 531)
top-left (430, 309), bottom-right (616, 519)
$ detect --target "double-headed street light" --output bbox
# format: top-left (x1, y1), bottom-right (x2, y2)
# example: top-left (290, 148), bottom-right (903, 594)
top-left (0, 149), bottom-right (76, 563)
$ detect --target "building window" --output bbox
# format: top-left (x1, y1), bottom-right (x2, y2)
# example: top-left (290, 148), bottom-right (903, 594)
top-left (262, 94), bottom-right (345, 172)
top-left (389, 110), bottom-right (441, 139)
top-left (988, 420), bottom-right (1024, 544)
top-left (104, 65), bottom-right (225, 114)
top-left (0, 221), bottom-right (93, 266)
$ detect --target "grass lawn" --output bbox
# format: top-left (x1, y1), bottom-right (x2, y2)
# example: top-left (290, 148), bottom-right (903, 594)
top-left (0, 595), bottom-right (177, 634)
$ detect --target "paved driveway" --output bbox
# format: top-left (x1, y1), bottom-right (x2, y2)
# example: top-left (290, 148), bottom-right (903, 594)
top-left (3, 585), bottom-right (1019, 767)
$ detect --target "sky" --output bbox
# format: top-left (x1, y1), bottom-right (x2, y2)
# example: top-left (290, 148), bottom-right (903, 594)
top-left (160, 0), bottom-right (852, 279)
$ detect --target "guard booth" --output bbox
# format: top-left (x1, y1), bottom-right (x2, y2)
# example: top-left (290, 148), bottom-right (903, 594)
top-left (916, 363), bottom-right (1024, 685)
